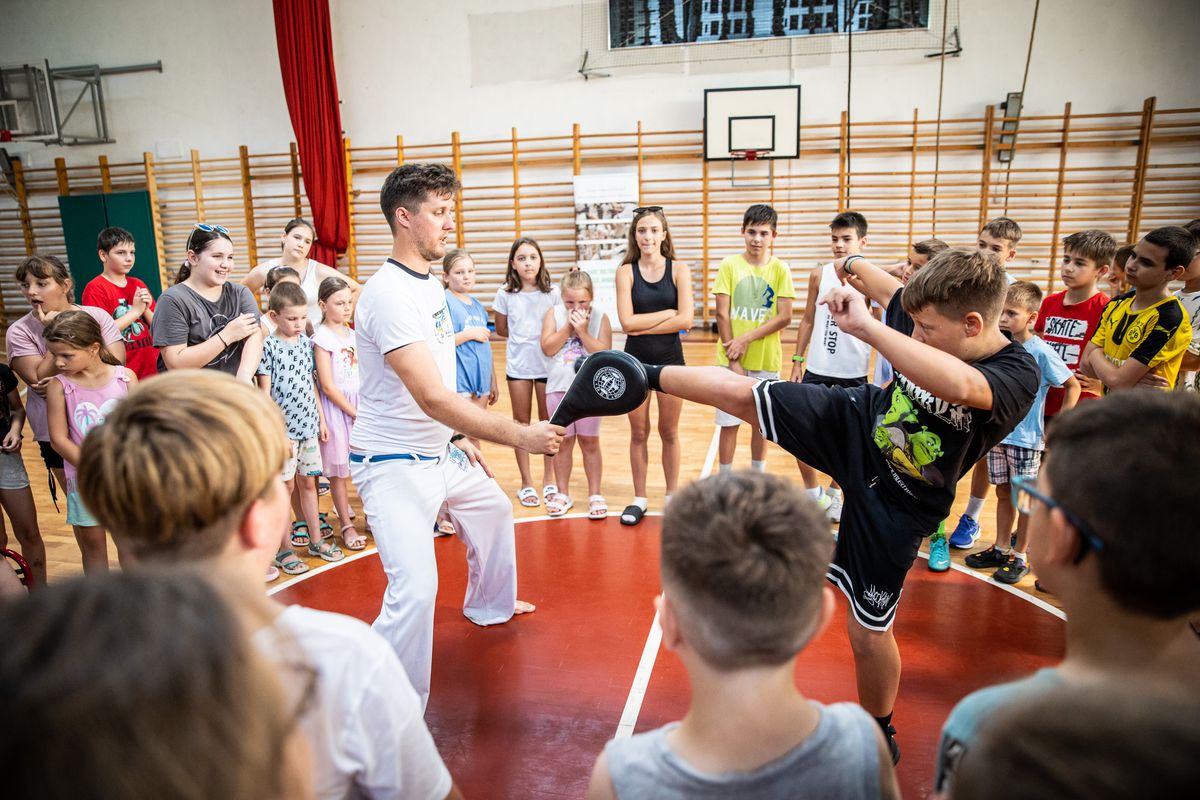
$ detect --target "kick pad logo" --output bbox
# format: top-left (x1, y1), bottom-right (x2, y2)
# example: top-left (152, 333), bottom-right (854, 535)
top-left (593, 367), bottom-right (626, 400)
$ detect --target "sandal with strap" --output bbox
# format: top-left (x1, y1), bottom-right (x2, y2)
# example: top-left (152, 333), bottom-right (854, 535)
top-left (274, 549), bottom-right (310, 575)
top-left (542, 484), bottom-right (558, 505)
top-left (516, 486), bottom-right (539, 507)
top-left (341, 523), bottom-right (367, 551)
top-left (588, 495), bottom-right (608, 520)
top-left (434, 518), bottom-right (456, 537)
top-left (317, 513), bottom-right (334, 537)
top-left (546, 493), bottom-right (574, 517)
top-left (264, 564), bottom-right (280, 582)
top-left (308, 536), bottom-right (344, 563)
top-left (620, 504), bottom-right (646, 526)
top-left (290, 521), bottom-right (311, 547)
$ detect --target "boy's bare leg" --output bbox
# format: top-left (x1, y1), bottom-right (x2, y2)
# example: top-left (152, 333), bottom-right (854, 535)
top-left (969, 460), bottom-right (989, 502)
top-left (297, 476), bottom-right (321, 543)
top-left (750, 426), bottom-right (766, 462)
top-left (994, 482), bottom-right (1015, 549)
top-left (657, 366), bottom-right (759, 425)
top-left (718, 424), bottom-right (739, 466)
top-left (847, 618), bottom-right (902, 718)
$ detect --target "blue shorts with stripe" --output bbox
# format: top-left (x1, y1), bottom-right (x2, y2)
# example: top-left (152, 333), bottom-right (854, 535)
top-left (752, 378), bottom-right (940, 631)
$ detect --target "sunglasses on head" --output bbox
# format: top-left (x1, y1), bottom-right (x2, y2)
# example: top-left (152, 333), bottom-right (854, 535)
top-left (633, 206), bottom-right (663, 216)
top-left (187, 223), bottom-right (230, 252)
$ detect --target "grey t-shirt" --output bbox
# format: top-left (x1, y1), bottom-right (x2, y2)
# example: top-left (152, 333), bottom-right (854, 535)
top-left (152, 282), bottom-right (260, 376)
top-left (604, 701), bottom-right (880, 799)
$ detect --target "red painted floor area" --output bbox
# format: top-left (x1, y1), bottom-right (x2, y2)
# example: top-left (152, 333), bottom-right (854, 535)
top-left (276, 517), bottom-right (1064, 799)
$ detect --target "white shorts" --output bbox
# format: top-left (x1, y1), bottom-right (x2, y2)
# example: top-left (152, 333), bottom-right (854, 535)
top-left (283, 437), bottom-right (323, 481)
top-left (716, 368), bottom-right (780, 427)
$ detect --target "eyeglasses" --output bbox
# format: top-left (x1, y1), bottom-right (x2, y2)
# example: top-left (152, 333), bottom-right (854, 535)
top-left (633, 206), bottom-right (663, 215)
top-left (187, 223), bottom-right (229, 252)
top-left (1010, 475), bottom-right (1105, 562)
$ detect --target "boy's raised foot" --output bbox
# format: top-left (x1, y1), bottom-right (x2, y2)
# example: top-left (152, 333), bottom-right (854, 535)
top-left (927, 525), bottom-right (950, 572)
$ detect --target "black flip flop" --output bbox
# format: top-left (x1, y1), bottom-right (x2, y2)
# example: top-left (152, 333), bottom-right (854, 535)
top-left (620, 504), bottom-right (645, 526)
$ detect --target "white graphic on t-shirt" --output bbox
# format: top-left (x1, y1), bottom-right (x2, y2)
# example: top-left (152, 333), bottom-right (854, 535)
top-left (1042, 315), bottom-right (1088, 368)
top-left (73, 398), bottom-right (120, 437)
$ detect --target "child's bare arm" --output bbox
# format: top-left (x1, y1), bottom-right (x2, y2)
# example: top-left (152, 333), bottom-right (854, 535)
top-left (46, 380), bottom-right (81, 466)
top-left (313, 346), bottom-right (357, 418)
top-left (540, 307), bottom-right (572, 356)
top-left (834, 256), bottom-right (903, 308)
top-left (2, 387), bottom-right (25, 451)
top-left (826, 286), bottom-right (998, 408)
top-left (585, 752), bottom-right (618, 800)
top-left (575, 312), bottom-right (613, 353)
top-left (255, 373), bottom-right (271, 393)
top-left (790, 270), bottom-right (821, 379)
top-left (1059, 374), bottom-right (1082, 411)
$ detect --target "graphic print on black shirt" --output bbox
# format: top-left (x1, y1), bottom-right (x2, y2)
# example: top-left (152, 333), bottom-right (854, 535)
top-left (874, 291), bottom-right (1040, 512)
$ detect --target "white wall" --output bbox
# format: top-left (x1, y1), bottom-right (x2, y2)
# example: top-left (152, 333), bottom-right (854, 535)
top-left (3, 0), bottom-right (1198, 163)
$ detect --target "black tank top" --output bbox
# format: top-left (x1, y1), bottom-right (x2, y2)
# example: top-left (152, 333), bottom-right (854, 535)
top-left (623, 259), bottom-right (686, 366)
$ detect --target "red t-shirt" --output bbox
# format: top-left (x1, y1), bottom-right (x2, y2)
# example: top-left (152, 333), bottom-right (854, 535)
top-left (82, 275), bottom-right (159, 380)
top-left (1035, 290), bottom-right (1109, 416)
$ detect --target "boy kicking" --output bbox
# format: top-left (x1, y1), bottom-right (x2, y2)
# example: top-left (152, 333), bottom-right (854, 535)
top-left (644, 249), bottom-right (1039, 760)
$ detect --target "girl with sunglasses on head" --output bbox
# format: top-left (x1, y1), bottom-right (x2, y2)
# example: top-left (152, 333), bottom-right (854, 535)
top-left (243, 218), bottom-right (361, 331)
top-left (615, 206), bottom-right (693, 525)
top-left (152, 224), bottom-right (263, 381)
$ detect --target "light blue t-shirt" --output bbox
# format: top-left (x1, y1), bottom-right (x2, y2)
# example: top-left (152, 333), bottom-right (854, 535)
top-left (1002, 336), bottom-right (1072, 450)
top-left (934, 667), bottom-right (1063, 793)
top-left (445, 291), bottom-right (492, 396)
top-left (604, 701), bottom-right (880, 799)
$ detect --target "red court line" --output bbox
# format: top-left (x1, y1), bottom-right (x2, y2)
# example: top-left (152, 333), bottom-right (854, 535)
top-left (275, 517), bottom-right (1065, 800)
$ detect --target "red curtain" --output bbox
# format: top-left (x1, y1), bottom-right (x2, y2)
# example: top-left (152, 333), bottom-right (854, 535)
top-left (273, 0), bottom-right (349, 267)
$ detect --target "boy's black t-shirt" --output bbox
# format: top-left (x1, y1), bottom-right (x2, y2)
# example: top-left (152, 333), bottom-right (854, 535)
top-left (873, 291), bottom-right (1039, 517)
top-left (0, 363), bottom-right (17, 431)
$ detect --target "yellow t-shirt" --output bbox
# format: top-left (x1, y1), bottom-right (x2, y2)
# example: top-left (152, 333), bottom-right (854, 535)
top-left (1090, 291), bottom-right (1192, 391)
top-left (712, 254), bottom-right (796, 372)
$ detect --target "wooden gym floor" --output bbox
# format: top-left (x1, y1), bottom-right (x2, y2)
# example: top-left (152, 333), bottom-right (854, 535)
top-left (9, 336), bottom-right (1066, 798)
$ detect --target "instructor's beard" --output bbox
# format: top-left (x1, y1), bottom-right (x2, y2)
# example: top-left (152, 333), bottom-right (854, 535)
top-left (417, 240), bottom-right (446, 262)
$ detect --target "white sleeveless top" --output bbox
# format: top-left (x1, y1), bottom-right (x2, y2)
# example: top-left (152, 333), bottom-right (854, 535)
top-left (265, 257), bottom-right (323, 325)
top-left (806, 262), bottom-right (871, 379)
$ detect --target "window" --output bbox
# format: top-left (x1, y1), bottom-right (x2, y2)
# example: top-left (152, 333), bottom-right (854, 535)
top-left (733, 0), bottom-right (743, 11)
top-left (733, 18), bottom-right (743, 34)
top-left (790, 16), bottom-right (799, 29)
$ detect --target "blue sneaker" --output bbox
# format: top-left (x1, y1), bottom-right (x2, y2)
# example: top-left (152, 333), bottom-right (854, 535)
top-left (928, 523), bottom-right (950, 572)
top-left (948, 515), bottom-right (980, 549)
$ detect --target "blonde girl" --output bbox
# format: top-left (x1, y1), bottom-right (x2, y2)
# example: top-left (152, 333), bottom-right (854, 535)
top-left (615, 206), bottom-right (693, 525)
top-left (313, 276), bottom-right (366, 551)
top-left (493, 237), bottom-right (559, 508)
top-left (44, 311), bottom-right (137, 572)
top-left (539, 270), bottom-right (612, 519)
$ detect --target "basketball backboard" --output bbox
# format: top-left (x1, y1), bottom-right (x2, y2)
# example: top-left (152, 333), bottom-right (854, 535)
top-left (703, 85), bottom-right (801, 161)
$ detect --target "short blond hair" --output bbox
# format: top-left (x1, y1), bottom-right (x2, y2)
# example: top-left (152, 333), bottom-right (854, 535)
top-left (78, 371), bottom-right (289, 561)
top-left (560, 269), bottom-right (594, 297)
top-left (981, 216), bottom-right (1023, 246)
top-left (902, 248), bottom-right (1008, 323)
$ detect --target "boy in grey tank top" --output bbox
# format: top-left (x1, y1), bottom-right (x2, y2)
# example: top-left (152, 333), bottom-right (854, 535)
top-left (587, 472), bottom-right (898, 800)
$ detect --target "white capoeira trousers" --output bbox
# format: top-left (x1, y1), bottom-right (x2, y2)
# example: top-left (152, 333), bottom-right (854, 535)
top-left (350, 446), bottom-right (517, 710)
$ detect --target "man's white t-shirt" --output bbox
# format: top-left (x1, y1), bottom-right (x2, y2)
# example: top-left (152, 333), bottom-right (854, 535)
top-left (258, 606), bottom-right (452, 800)
top-left (351, 259), bottom-right (457, 457)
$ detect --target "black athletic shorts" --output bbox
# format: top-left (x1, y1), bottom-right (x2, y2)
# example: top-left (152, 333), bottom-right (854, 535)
top-left (38, 439), bottom-right (65, 471)
top-left (505, 375), bottom-right (547, 384)
top-left (801, 370), bottom-right (867, 389)
top-left (752, 379), bottom-right (939, 631)
top-left (624, 333), bottom-right (685, 367)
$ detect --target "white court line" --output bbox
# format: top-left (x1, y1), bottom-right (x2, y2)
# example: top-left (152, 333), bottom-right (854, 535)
top-left (916, 551), bottom-right (1067, 620)
top-left (614, 424), bottom-right (721, 740)
top-left (266, 546), bottom-right (379, 597)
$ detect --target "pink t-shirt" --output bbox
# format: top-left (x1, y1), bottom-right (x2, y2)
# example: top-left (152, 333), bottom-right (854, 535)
top-left (5, 306), bottom-right (123, 440)
top-left (54, 367), bottom-right (132, 488)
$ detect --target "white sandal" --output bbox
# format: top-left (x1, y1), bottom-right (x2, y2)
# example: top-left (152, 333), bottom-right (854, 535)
top-left (542, 484), bottom-right (558, 505)
top-left (588, 495), bottom-right (608, 520)
top-left (517, 486), bottom-right (539, 507)
top-left (546, 493), bottom-right (574, 517)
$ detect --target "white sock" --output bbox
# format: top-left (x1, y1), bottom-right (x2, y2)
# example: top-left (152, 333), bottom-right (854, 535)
top-left (718, 463), bottom-right (733, 474)
top-left (965, 496), bottom-right (986, 519)
top-left (807, 488), bottom-right (823, 500)
top-left (663, 495), bottom-right (672, 507)
top-left (1012, 550), bottom-right (1027, 563)
top-left (751, 460), bottom-right (766, 472)
top-left (827, 486), bottom-right (842, 498)
top-left (632, 496), bottom-right (648, 511)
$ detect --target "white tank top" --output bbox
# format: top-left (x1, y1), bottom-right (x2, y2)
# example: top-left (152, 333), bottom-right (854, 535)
top-left (265, 258), bottom-right (323, 324)
top-left (806, 262), bottom-right (871, 379)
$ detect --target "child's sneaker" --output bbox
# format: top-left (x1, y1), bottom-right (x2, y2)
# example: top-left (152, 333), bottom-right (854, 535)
top-left (814, 492), bottom-right (833, 513)
top-left (927, 523), bottom-right (950, 572)
top-left (994, 555), bottom-right (1030, 585)
top-left (948, 514), bottom-right (980, 548)
top-left (964, 546), bottom-right (1008, 569)
top-left (826, 489), bottom-right (843, 523)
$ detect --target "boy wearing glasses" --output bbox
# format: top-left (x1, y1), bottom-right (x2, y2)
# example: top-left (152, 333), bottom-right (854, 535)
top-left (964, 282), bottom-right (1079, 584)
top-left (933, 391), bottom-right (1200, 795)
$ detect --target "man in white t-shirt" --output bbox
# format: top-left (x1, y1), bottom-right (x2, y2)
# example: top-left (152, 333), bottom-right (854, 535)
top-left (352, 163), bottom-right (564, 709)
top-left (77, 370), bottom-right (460, 800)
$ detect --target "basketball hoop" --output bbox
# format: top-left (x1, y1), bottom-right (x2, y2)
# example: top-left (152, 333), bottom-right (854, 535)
top-left (729, 149), bottom-right (774, 188)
